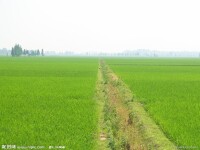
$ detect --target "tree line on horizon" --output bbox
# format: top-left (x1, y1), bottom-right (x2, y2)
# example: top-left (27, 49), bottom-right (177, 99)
top-left (11, 44), bottom-right (44, 57)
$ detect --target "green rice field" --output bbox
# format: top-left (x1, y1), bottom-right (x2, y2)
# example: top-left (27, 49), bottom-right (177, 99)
top-left (106, 58), bottom-right (200, 148)
top-left (1, 57), bottom-right (200, 149)
top-left (0, 57), bottom-right (98, 149)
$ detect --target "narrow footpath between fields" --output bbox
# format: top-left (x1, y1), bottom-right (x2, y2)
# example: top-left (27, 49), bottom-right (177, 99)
top-left (96, 60), bottom-right (177, 150)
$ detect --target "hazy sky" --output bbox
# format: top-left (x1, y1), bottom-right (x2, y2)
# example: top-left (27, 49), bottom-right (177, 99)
top-left (0, 0), bottom-right (200, 52)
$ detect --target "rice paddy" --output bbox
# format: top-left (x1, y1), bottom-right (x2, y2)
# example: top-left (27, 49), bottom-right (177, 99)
top-left (0, 57), bottom-right (98, 149)
top-left (106, 58), bottom-right (200, 148)
top-left (1, 57), bottom-right (200, 149)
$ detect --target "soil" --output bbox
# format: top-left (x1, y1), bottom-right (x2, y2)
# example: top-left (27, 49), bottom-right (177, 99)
top-left (100, 61), bottom-right (147, 150)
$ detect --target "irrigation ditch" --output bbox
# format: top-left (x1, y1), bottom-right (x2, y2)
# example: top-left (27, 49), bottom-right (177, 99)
top-left (96, 60), bottom-right (177, 150)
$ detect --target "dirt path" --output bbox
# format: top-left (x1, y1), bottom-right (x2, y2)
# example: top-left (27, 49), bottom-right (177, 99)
top-left (97, 60), bottom-right (177, 150)
top-left (97, 60), bottom-right (146, 150)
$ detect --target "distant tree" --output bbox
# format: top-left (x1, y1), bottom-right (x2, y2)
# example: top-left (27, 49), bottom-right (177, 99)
top-left (11, 48), bottom-right (14, 56)
top-left (37, 49), bottom-right (40, 56)
top-left (30, 50), bottom-right (35, 56)
top-left (41, 49), bottom-right (44, 56)
top-left (23, 49), bottom-right (26, 55)
top-left (26, 50), bottom-right (29, 55)
top-left (13, 47), bottom-right (43, 57)
top-left (11, 44), bottom-right (23, 56)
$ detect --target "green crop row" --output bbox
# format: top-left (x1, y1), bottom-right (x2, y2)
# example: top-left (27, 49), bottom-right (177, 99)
top-left (0, 57), bottom-right (98, 150)
top-left (1, 57), bottom-right (200, 149)
top-left (106, 58), bottom-right (200, 148)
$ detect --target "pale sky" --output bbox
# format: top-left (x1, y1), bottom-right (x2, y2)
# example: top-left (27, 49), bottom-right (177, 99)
top-left (0, 0), bottom-right (200, 52)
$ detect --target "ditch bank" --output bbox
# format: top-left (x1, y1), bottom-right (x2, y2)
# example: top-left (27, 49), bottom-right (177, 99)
top-left (97, 60), bottom-right (177, 150)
